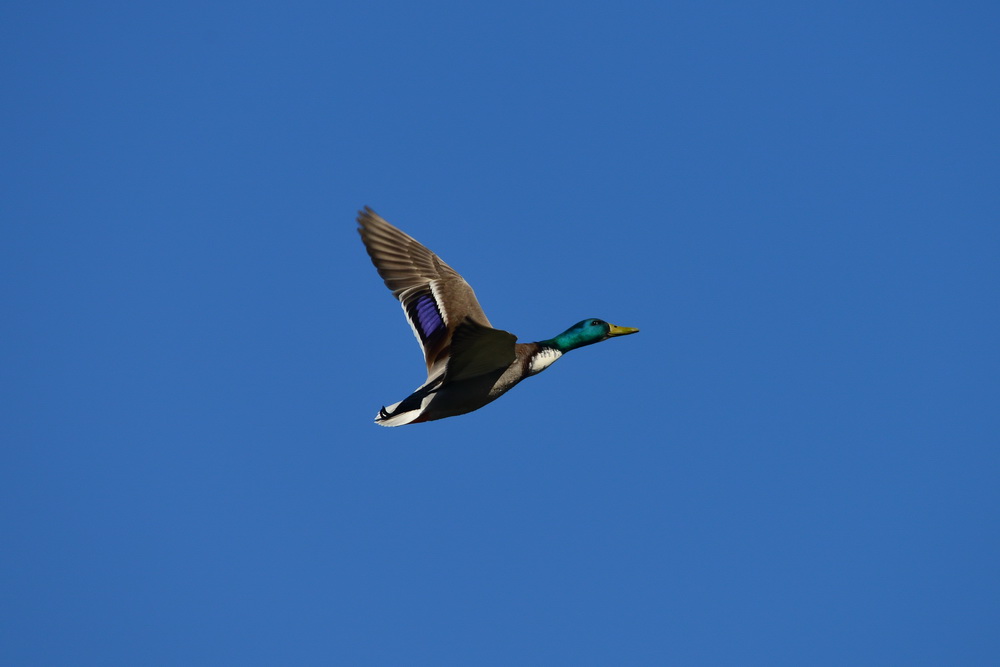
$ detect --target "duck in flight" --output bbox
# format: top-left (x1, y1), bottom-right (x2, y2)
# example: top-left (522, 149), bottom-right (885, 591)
top-left (358, 207), bottom-right (639, 426)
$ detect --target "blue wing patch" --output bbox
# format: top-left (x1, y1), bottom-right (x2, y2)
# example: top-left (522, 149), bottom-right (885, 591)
top-left (406, 291), bottom-right (445, 343)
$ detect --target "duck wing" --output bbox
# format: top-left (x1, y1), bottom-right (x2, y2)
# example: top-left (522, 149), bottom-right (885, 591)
top-left (358, 207), bottom-right (513, 380)
top-left (445, 318), bottom-right (517, 383)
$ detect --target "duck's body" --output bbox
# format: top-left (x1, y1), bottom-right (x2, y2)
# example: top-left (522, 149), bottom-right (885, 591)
top-left (357, 207), bottom-right (637, 426)
top-left (375, 340), bottom-right (559, 426)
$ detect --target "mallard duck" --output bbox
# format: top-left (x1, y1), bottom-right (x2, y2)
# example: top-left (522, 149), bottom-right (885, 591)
top-left (358, 207), bottom-right (638, 426)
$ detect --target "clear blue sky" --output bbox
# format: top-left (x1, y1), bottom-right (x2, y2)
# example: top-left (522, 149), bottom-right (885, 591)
top-left (3, 2), bottom-right (998, 664)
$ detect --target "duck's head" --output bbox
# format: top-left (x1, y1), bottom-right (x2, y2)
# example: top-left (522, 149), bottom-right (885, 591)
top-left (544, 319), bottom-right (639, 352)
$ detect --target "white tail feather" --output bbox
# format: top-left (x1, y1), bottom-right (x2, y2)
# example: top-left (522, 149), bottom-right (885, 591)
top-left (374, 401), bottom-right (422, 427)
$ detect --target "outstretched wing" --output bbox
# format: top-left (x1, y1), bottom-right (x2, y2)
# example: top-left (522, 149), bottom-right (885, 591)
top-left (358, 207), bottom-right (501, 379)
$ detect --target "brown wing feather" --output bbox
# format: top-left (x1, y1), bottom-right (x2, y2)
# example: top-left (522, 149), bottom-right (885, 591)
top-left (446, 319), bottom-right (517, 382)
top-left (357, 207), bottom-right (499, 378)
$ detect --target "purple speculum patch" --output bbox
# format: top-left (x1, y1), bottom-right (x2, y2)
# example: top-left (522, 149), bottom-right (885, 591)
top-left (412, 293), bottom-right (445, 341)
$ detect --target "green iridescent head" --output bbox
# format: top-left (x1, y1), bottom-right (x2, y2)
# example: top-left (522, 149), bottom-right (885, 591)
top-left (542, 319), bottom-right (639, 353)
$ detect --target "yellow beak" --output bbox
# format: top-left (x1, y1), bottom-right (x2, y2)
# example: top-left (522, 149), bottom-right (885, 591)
top-left (607, 324), bottom-right (640, 337)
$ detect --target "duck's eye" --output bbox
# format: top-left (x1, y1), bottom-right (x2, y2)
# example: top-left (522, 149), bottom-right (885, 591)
top-left (591, 320), bottom-right (600, 326)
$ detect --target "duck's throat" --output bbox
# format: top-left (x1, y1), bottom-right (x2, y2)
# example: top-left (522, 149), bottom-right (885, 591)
top-left (528, 346), bottom-right (563, 375)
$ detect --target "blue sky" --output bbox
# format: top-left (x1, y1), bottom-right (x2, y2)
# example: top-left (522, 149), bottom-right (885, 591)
top-left (2, 1), bottom-right (998, 664)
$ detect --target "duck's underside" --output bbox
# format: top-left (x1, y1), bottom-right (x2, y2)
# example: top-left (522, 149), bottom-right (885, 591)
top-left (375, 348), bottom-right (534, 426)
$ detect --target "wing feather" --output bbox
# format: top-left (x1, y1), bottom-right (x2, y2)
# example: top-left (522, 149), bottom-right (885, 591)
top-left (358, 207), bottom-right (501, 379)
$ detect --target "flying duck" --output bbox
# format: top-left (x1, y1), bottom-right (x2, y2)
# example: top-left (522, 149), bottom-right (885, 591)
top-left (358, 207), bottom-right (638, 426)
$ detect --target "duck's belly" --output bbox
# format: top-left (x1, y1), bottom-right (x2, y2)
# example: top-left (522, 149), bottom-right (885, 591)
top-left (419, 363), bottom-right (527, 422)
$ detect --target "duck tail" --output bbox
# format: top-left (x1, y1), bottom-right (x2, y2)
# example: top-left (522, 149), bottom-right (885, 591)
top-left (374, 400), bottom-right (425, 427)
